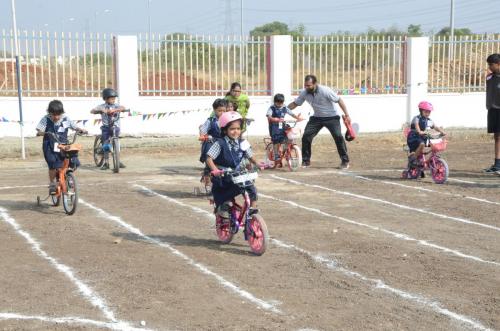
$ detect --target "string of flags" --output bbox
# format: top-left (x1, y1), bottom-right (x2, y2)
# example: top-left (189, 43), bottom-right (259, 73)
top-left (0, 107), bottom-right (213, 125)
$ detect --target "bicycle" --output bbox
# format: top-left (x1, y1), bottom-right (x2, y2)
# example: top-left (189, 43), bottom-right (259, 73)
top-left (37, 132), bottom-right (82, 215)
top-left (264, 121), bottom-right (302, 171)
top-left (402, 132), bottom-right (449, 184)
top-left (211, 168), bottom-right (269, 256)
top-left (194, 134), bottom-right (214, 196)
top-left (93, 108), bottom-right (129, 173)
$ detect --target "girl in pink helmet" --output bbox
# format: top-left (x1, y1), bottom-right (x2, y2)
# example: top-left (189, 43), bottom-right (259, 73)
top-left (205, 111), bottom-right (263, 219)
top-left (407, 101), bottom-right (447, 166)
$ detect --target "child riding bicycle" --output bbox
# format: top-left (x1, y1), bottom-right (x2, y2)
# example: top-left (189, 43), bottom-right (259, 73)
top-left (205, 111), bottom-right (263, 219)
top-left (36, 100), bottom-right (87, 195)
top-left (407, 101), bottom-right (446, 167)
top-left (267, 93), bottom-right (303, 161)
top-left (90, 88), bottom-right (127, 170)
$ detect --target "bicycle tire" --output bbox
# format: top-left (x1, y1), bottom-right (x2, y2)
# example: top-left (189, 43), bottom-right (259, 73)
top-left (430, 157), bottom-right (449, 184)
top-left (93, 135), bottom-right (104, 167)
top-left (62, 171), bottom-right (78, 215)
top-left (112, 138), bottom-right (120, 173)
top-left (215, 215), bottom-right (234, 244)
top-left (247, 214), bottom-right (269, 256)
top-left (286, 144), bottom-right (302, 171)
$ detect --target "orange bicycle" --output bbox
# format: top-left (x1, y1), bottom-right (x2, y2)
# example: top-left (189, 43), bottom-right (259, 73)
top-left (37, 132), bottom-right (82, 215)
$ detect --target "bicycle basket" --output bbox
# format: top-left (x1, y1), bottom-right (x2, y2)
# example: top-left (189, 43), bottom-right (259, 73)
top-left (430, 138), bottom-right (447, 152)
top-left (286, 127), bottom-right (301, 140)
top-left (230, 171), bottom-right (258, 186)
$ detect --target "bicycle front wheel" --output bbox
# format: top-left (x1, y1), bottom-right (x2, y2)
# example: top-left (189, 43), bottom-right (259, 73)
top-left (62, 172), bottom-right (78, 215)
top-left (286, 144), bottom-right (302, 171)
top-left (247, 214), bottom-right (269, 256)
top-left (112, 138), bottom-right (120, 173)
top-left (430, 157), bottom-right (449, 184)
top-left (93, 135), bottom-right (104, 167)
top-left (215, 215), bottom-right (234, 244)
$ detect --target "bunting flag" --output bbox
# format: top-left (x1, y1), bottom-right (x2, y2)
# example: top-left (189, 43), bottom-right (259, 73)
top-left (0, 107), bottom-right (213, 125)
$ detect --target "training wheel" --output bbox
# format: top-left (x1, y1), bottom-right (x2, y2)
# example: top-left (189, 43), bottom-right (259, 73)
top-left (36, 196), bottom-right (41, 206)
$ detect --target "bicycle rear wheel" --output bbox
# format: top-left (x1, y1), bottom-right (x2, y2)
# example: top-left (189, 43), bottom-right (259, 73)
top-left (247, 214), bottom-right (269, 256)
top-left (430, 157), bottom-right (449, 184)
top-left (112, 138), bottom-right (120, 173)
top-left (93, 135), bottom-right (104, 167)
top-left (62, 172), bottom-right (78, 215)
top-left (286, 144), bottom-right (302, 171)
top-left (264, 143), bottom-right (276, 169)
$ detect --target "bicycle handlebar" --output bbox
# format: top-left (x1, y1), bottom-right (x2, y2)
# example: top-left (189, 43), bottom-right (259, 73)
top-left (44, 131), bottom-right (82, 145)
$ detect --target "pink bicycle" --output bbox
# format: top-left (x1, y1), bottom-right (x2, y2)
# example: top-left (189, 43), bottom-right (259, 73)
top-left (211, 168), bottom-right (269, 255)
top-left (402, 132), bottom-right (449, 184)
top-left (264, 121), bottom-right (302, 171)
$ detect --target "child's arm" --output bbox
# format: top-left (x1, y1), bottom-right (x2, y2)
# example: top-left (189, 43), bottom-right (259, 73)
top-left (206, 157), bottom-right (221, 175)
top-left (433, 124), bottom-right (446, 136)
top-left (36, 130), bottom-right (45, 136)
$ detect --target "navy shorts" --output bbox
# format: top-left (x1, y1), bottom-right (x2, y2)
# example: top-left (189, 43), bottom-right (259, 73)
top-left (211, 177), bottom-right (257, 207)
top-left (43, 141), bottom-right (80, 170)
top-left (407, 132), bottom-right (425, 152)
top-left (101, 126), bottom-right (120, 143)
top-left (487, 108), bottom-right (500, 133)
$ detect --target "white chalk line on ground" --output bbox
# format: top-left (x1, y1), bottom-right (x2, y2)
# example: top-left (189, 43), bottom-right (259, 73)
top-left (0, 207), bottom-right (123, 324)
top-left (325, 170), bottom-right (500, 207)
top-left (80, 197), bottom-right (281, 314)
top-left (140, 187), bottom-right (491, 331)
top-left (271, 175), bottom-right (500, 233)
top-left (0, 313), bottom-right (151, 331)
top-left (0, 183), bottom-right (107, 191)
top-left (349, 169), bottom-right (486, 185)
top-left (258, 193), bottom-right (500, 268)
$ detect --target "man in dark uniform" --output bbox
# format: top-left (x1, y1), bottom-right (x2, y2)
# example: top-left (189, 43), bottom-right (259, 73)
top-left (484, 54), bottom-right (500, 174)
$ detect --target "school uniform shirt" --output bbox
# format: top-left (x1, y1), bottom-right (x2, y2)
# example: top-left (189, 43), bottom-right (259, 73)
top-left (95, 103), bottom-right (123, 127)
top-left (200, 116), bottom-right (222, 137)
top-left (36, 115), bottom-right (79, 138)
top-left (206, 136), bottom-right (253, 169)
top-left (410, 115), bottom-right (435, 132)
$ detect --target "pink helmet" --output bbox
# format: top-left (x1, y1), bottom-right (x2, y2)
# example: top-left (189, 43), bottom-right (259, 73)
top-left (218, 111), bottom-right (242, 129)
top-left (418, 101), bottom-right (433, 112)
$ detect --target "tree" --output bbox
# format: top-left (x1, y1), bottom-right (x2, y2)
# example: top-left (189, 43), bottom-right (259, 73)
top-left (249, 21), bottom-right (305, 38)
top-left (407, 24), bottom-right (423, 37)
top-left (437, 27), bottom-right (472, 36)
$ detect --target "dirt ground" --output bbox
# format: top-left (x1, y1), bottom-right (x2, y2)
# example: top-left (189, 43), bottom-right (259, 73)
top-left (0, 130), bottom-right (499, 331)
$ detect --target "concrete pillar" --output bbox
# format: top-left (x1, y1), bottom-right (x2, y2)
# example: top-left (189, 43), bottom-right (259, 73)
top-left (270, 35), bottom-right (292, 100)
top-left (406, 37), bottom-right (429, 123)
top-left (115, 36), bottom-right (139, 108)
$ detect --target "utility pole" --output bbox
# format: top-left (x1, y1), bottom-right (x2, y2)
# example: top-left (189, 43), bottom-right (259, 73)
top-left (11, 0), bottom-right (25, 159)
top-left (449, 0), bottom-right (455, 60)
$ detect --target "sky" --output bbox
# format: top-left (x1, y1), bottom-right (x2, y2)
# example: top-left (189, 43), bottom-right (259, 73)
top-left (0, 0), bottom-right (498, 36)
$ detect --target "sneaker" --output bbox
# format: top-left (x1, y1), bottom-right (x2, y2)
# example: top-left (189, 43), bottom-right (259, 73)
top-left (302, 160), bottom-right (311, 168)
top-left (483, 165), bottom-right (499, 173)
top-left (249, 207), bottom-right (259, 216)
top-left (217, 202), bottom-right (232, 219)
top-left (49, 183), bottom-right (57, 195)
top-left (119, 162), bottom-right (126, 169)
top-left (100, 162), bottom-right (110, 170)
top-left (340, 161), bottom-right (350, 170)
top-left (420, 171), bottom-right (425, 178)
top-left (274, 154), bottom-right (281, 161)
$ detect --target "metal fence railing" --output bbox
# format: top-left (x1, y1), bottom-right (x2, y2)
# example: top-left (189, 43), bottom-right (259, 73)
top-left (0, 29), bottom-right (115, 97)
top-left (292, 35), bottom-right (407, 95)
top-left (138, 34), bottom-right (270, 96)
top-left (429, 34), bottom-right (500, 93)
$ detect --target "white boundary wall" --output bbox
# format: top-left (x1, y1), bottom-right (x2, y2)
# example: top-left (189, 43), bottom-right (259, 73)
top-left (0, 93), bottom-right (487, 138)
top-left (0, 36), bottom-right (489, 138)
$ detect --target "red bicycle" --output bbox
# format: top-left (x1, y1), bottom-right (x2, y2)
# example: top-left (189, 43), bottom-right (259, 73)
top-left (264, 121), bottom-right (302, 171)
top-left (402, 132), bottom-right (449, 184)
top-left (212, 169), bottom-right (269, 255)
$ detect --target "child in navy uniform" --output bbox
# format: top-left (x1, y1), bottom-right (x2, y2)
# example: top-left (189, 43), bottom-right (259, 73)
top-left (266, 93), bottom-right (302, 160)
top-left (407, 101), bottom-right (446, 167)
top-left (90, 88), bottom-right (127, 170)
top-left (206, 111), bottom-right (262, 218)
top-left (36, 100), bottom-right (87, 195)
top-left (199, 98), bottom-right (227, 163)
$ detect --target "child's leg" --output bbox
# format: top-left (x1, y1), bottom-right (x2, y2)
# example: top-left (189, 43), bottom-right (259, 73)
top-left (273, 143), bottom-right (280, 159)
top-left (48, 169), bottom-right (57, 183)
top-left (414, 142), bottom-right (425, 158)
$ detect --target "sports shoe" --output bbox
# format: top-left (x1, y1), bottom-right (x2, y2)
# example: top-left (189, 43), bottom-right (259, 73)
top-left (249, 207), bottom-right (259, 216)
top-left (100, 162), bottom-right (110, 170)
top-left (217, 202), bottom-right (232, 219)
top-left (49, 183), bottom-right (57, 195)
top-left (483, 165), bottom-right (500, 173)
top-left (340, 161), bottom-right (350, 170)
top-left (302, 160), bottom-right (311, 168)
